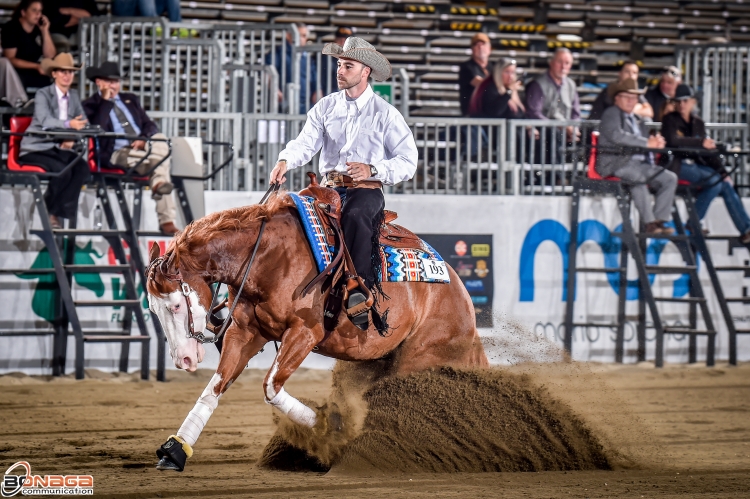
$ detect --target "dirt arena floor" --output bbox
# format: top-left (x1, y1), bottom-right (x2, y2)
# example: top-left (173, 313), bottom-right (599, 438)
top-left (1, 361), bottom-right (749, 498)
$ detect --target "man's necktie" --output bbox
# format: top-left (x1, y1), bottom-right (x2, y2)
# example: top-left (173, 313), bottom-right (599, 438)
top-left (112, 102), bottom-right (137, 136)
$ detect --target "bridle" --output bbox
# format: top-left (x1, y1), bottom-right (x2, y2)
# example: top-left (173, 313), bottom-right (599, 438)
top-left (147, 182), bottom-right (281, 344)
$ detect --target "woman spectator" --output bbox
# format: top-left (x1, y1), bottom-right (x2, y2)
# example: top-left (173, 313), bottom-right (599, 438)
top-left (661, 84), bottom-right (750, 243)
top-left (468, 57), bottom-right (525, 119)
top-left (1, 0), bottom-right (56, 91)
top-left (19, 53), bottom-right (89, 229)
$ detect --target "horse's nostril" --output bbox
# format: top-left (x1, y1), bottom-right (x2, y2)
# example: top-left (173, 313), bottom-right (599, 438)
top-left (183, 357), bottom-right (192, 368)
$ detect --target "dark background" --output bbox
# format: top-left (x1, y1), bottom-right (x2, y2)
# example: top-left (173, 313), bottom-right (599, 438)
top-left (420, 234), bottom-right (494, 328)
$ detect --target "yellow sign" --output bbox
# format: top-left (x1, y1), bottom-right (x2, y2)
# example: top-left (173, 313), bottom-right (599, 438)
top-left (471, 244), bottom-right (490, 257)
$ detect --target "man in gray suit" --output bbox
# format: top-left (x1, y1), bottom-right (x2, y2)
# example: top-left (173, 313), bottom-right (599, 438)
top-left (19, 53), bottom-right (89, 229)
top-left (597, 79), bottom-right (677, 235)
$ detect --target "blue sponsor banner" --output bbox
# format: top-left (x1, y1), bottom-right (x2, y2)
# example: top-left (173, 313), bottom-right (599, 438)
top-left (420, 234), bottom-right (493, 327)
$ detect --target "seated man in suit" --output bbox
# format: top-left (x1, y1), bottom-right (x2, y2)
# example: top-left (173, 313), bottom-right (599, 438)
top-left (19, 53), bottom-right (89, 229)
top-left (596, 79), bottom-right (677, 235)
top-left (82, 62), bottom-right (178, 235)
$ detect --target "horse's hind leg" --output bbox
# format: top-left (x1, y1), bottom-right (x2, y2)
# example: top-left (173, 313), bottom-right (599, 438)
top-left (264, 324), bottom-right (322, 428)
top-left (156, 327), bottom-right (267, 472)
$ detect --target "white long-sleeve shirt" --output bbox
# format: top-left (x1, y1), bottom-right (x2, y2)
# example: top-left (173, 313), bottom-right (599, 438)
top-left (278, 84), bottom-right (418, 186)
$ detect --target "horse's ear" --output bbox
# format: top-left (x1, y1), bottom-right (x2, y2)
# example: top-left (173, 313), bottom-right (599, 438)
top-left (149, 242), bottom-right (161, 263)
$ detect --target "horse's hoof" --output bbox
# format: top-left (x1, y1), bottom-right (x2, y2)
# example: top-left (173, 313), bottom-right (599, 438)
top-left (155, 436), bottom-right (189, 472)
top-left (156, 456), bottom-right (183, 472)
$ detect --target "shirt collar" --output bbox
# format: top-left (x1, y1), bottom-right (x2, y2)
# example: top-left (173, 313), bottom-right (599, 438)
top-left (546, 72), bottom-right (563, 89)
top-left (55, 85), bottom-right (68, 99)
top-left (344, 84), bottom-right (373, 112)
top-left (100, 91), bottom-right (122, 103)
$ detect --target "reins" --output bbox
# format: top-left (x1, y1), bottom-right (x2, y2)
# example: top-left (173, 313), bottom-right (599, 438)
top-left (202, 181), bottom-right (281, 344)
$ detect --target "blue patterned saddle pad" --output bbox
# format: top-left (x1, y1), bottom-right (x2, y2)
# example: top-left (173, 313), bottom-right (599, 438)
top-left (289, 193), bottom-right (449, 283)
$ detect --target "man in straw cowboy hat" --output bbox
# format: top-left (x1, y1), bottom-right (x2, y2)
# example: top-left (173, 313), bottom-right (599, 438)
top-left (19, 52), bottom-right (90, 229)
top-left (269, 36), bottom-right (418, 329)
top-left (82, 60), bottom-right (179, 236)
top-left (596, 78), bottom-right (677, 235)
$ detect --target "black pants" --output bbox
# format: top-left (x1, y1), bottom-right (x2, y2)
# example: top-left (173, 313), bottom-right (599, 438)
top-left (335, 187), bottom-right (385, 289)
top-left (21, 149), bottom-right (90, 219)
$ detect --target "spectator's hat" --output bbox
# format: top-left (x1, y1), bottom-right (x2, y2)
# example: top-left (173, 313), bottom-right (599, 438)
top-left (662, 65), bottom-right (682, 78)
top-left (40, 53), bottom-right (82, 76)
top-left (334, 26), bottom-right (353, 39)
top-left (86, 61), bottom-right (124, 82)
top-left (471, 32), bottom-right (491, 47)
top-left (610, 78), bottom-right (645, 97)
top-left (322, 36), bottom-right (392, 81)
top-left (673, 83), bottom-right (695, 101)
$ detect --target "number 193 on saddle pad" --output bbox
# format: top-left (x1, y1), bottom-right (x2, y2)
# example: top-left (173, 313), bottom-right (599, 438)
top-left (290, 193), bottom-right (450, 284)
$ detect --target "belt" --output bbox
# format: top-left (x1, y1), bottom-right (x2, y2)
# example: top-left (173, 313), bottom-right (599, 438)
top-left (323, 171), bottom-right (383, 189)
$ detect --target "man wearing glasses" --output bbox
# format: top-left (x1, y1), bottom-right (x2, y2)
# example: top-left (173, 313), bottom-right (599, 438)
top-left (596, 79), bottom-right (676, 235)
top-left (645, 66), bottom-right (682, 122)
top-left (82, 61), bottom-right (179, 236)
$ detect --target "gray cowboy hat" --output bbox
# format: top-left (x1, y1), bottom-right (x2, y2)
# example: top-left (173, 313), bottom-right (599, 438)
top-left (322, 36), bottom-right (392, 82)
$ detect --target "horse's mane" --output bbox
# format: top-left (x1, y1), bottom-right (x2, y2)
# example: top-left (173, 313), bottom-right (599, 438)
top-left (165, 192), bottom-right (295, 272)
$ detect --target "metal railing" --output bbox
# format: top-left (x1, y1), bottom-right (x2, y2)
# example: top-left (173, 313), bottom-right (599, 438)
top-left (79, 18), bottom-right (293, 114)
top-left (79, 16), bottom-right (167, 111)
top-left (676, 43), bottom-right (750, 124)
top-left (150, 111), bottom-right (242, 191)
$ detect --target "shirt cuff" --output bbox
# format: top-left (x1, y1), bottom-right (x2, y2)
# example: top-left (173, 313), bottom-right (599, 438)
top-left (370, 163), bottom-right (386, 181)
top-left (64, 120), bottom-right (70, 128)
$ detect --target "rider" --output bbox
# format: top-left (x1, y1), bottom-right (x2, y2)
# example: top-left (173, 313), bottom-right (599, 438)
top-left (269, 36), bottom-right (418, 328)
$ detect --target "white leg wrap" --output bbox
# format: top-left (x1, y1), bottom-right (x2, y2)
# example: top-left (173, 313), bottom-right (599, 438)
top-left (268, 388), bottom-right (317, 428)
top-left (177, 373), bottom-right (222, 447)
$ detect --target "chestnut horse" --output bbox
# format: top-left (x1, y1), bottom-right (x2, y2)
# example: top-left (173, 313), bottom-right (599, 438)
top-left (146, 192), bottom-right (488, 471)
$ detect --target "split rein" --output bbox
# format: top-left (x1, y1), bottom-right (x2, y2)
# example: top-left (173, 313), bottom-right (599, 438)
top-left (148, 182), bottom-right (281, 344)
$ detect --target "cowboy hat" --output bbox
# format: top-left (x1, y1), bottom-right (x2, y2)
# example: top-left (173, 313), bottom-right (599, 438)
top-left (40, 53), bottom-right (83, 76)
top-left (322, 36), bottom-right (392, 82)
top-left (86, 61), bottom-right (124, 82)
top-left (608, 78), bottom-right (645, 98)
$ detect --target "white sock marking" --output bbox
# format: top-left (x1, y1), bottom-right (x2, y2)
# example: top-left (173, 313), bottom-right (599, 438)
top-left (176, 373), bottom-right (223, 447)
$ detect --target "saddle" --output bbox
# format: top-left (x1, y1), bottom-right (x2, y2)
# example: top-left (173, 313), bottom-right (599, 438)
top-left (299, 173), bottom-right (424, 251)
top-left (298, 173), bottom-right (422, 332)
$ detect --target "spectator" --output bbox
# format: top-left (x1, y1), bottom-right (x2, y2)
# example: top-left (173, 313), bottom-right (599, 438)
top-left (1, 0), bottom-right (56, 91)
top-left (659, 99), bottom-right (676, 122)
top-left (458, 32), bottom-right (492, 116)
top-left (265, 23), bottom-right (317, 114)
top-left (589, 61), bottom-right (653, 120)
top-left (661, 84), bottom-right (750, 243)
top-left (112, 0), bottom-right (181, 22)
top-left (0, 58), bottom-right (29, 107)
top-left (82, 61), bottom-right (179, 236)
top-left (596, 79), bottom-right (677, 235)
top-left (43, 0), bottom-right (102, 51)
top-left (525, 48), bottom-right (580, 122)
top-left (645, 66), bottom-right (681, 122)
top-left (321, 26), bottom-right (352, 94)
top-left (468, 57), bottom-right (525, 119)
top-left (19, 53), bottom-right (89, 229)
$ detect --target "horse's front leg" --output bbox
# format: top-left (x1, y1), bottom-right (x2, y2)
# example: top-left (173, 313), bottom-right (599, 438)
top-left (264, 324), bottom-right (322, 428)
top-left (156, 327), bottom-right (267, 472)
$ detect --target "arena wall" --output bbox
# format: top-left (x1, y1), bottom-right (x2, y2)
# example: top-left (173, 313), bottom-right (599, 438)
top-left (2, 189), bottom-right (750, 375)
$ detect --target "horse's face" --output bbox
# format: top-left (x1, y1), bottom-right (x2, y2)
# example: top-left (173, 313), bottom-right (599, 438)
top-left (146, 244), bottom-right (208, 372)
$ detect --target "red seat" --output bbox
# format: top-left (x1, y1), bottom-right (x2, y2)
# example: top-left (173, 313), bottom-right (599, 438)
top-left (87, 138), bottom-right (149, 181)
top-left (7, 116), bottom-right (45, 173)
top-left (587, 131), bottom-right (620, 181)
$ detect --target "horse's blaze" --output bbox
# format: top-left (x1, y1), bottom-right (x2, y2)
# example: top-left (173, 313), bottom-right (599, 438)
top-left (148, 291), bottom-right (206, 371)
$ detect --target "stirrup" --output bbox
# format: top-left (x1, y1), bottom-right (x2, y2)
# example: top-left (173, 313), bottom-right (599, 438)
top-left (346, 292), bottom-right (370, 330)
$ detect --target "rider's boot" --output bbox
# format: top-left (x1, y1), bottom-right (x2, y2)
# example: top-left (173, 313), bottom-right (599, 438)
top-left (345, 277), bottom-right (373, 330)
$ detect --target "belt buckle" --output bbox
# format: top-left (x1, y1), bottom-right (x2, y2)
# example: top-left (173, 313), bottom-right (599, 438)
top-left (329, 171), bottom-right (344, 186)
